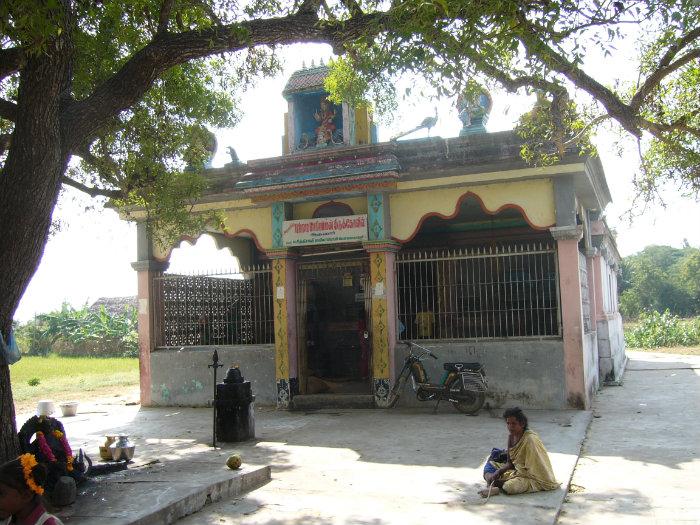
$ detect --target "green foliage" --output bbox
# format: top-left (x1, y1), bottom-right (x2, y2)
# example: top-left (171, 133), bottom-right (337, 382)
top-left (625, 311), bottom-right (700, 348)
top-left (3, 0), bottom-right (283, 246)
top-left (15, 303), bottom-right (139, 358)
top-left (331, 0), bottom-right (700, 196)
top-left (516, 94), bottom-right (597, 166)
top-left (27, 377), bottom-right (40, 387)
top-left (0, 0), bottom-right (64, 55)
top-left (2, 0), bottom-right (699, 246)
top-left (325, 55), bottom-right (398, 124)
top-left (619, 245), bottom-right (700, 318)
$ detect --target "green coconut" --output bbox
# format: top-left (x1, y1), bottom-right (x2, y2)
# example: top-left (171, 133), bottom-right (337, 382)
top-left (226, 454), bottom-right (242, 470)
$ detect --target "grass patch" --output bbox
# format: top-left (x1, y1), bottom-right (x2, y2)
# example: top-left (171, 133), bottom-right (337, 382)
top-left (10, 355), bottom-right (138, 410)
top-left (627, 346), bottom-right (700, 355)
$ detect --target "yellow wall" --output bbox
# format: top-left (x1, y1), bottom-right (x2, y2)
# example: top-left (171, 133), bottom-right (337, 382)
top-left (355, 107), bottom-right (371, 145)
top-left (390, 178), bottom-right (556, 241)
top-left (152, 204), bottom-right (272, 260)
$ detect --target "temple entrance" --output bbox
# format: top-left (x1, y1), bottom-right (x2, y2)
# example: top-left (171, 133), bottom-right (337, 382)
top-left (297, 258), bottom-right (372, 395)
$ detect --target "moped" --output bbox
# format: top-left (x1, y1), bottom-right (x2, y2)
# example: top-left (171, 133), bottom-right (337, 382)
top-left (387, 341), bottom-right (487, 414)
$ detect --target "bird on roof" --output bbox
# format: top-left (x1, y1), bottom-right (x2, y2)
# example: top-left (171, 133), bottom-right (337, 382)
top-left (390, 107), bottom-right (438, 141)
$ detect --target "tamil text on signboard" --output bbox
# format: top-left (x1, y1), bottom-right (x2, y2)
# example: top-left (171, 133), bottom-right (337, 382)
top-left (282, 215), bottom-right (368, 246)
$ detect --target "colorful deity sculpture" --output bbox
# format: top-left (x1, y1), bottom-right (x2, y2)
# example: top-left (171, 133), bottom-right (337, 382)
top-left (456, 90), bottom-right (493, 135)
top-left (314, 97), bottom-right (337, 146)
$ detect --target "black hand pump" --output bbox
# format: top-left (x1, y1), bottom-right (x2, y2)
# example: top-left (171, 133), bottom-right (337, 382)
top-left (208, 349), bottom-right (224, 447)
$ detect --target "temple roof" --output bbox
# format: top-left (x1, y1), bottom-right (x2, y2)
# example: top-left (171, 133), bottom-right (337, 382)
top-left (282, 65), bottom-right (329, 96)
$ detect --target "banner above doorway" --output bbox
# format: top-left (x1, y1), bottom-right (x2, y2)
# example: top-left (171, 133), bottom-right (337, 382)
top-left (283, 214), bottom-right (368, 246)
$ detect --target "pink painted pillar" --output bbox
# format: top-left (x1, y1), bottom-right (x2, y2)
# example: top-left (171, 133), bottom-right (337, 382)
top-left (550, 226), bottom-right (587, 409)
top-left (131, 260), bottom-right (169, 406)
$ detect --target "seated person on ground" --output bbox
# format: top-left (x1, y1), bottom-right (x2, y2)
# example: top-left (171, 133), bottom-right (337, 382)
top-left (479, 407), bottom-right (559, 497)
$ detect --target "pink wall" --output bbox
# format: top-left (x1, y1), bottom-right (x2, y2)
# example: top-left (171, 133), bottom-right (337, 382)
top-left (556, 238), bottom-right (587, 408)
top-left (136, 270), bottom-right (154, 406)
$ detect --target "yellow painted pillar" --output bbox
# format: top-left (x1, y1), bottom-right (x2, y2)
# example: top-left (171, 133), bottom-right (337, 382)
top-left (365, 241), bottom-right (401, 407)
top-left (269, 249), bottom-right (298, 407)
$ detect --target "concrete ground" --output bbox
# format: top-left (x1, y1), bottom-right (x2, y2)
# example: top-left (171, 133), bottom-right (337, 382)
top-left (16, 350), bottom-right (699, 524)
top-left (557, 350), bottom-right (700, 525)
top-left (174, 407), bottom-right (588, 525)
top-left (16, 400), bottom-right (589, 525)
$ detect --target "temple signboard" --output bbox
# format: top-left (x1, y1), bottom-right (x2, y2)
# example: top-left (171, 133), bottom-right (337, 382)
top-left (282, 215), bottom-right (368, 246)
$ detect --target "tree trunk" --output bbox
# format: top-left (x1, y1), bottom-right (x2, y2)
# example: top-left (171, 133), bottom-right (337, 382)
top-left (0, 364), bottom-right (18, 462)
top-left (0, 28), bottom-right (71, 463)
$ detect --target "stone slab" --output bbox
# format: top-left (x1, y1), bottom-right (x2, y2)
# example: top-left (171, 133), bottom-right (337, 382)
top-left (56, 466), bottom-right (270, 525)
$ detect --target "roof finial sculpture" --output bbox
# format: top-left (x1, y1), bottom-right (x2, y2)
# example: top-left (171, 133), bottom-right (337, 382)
top-left (456, 90), bottom-right (492, 135)
top-left (311, 59), bottom-right (315, 67)
top-left (226, 146), bottom-right (244, 167)
top-left (390, 107), bottom-right (438, 141)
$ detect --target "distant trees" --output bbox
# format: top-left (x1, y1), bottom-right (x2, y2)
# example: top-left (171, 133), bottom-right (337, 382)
top-left (15, 304), bottom-right (138, 358)
top-left (619, 245), bottom-right (700, 318)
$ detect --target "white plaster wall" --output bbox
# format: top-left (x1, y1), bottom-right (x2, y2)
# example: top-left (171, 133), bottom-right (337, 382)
top-left (583, 331), bottom-right (599, 402)
top-left (150, 345), bottom-right (276, 406)
top-left (391, 340), bottom-right (567, 409)
top-left (597, 313), bottom-right (626, 383)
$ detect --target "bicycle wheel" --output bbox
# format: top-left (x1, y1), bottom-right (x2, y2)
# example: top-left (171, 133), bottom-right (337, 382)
top-left (387, 373), bottom-right (408, 408)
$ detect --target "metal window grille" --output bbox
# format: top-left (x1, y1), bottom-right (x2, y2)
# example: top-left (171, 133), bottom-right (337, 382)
top-left (396, 243), bottom-right (560, 340)
top-left (152, 264), bottom-right (273, 347)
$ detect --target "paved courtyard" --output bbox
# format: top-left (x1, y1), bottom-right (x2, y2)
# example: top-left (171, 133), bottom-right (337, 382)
top-left (17, 351), bottom-right (699, 524)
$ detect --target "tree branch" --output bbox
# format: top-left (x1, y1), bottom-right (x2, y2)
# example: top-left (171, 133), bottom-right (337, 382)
top-left (0, 99), bottom-right (17, 122)
top-left (70, 141), bottom-right (124, 187)
top-left (297, 0), bottom-right (322, 15)
top-left (0, 47), bottom-right (25, 80)
top-left (157, 0), bottom-right (175, 34)
top-left (61, 10), bottom-right (385, 151)
top-left (60, 176), bottom-right (123, 199)
top-left (0, 134), bottom-right (11, 154)
top-left (563, 114), bottom-right (612, 146)
top-left (631, 45), bottom-right (700, 110)
top-left (515, 17), bottom-right (641, 137)
top-left (339, 0), bottom-right (363, 17)
top-left (640, 110), bottom-right (700, 140)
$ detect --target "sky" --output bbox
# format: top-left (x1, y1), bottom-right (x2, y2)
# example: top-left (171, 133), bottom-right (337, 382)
top-left (13, 42), bottom-right (700, 323)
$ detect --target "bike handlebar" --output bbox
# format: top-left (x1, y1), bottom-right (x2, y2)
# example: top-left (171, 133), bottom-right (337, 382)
top-left (403, 340), bottom-right (439, 359)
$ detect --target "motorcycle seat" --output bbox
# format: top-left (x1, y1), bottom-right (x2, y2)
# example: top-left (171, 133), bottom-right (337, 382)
top-left (443, 362), bottom-right (482, 372)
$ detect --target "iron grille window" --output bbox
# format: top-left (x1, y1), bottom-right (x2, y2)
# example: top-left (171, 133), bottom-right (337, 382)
top-left (396, 243), bottom-right (560, 339)
top-left (153, 265), bottom-right (273, 347)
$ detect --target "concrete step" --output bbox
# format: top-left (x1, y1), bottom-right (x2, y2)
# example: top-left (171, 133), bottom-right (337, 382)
top-left (59, 465), bottom-right (271, 525)
top-left (291, 394), bottom-right (375, 410)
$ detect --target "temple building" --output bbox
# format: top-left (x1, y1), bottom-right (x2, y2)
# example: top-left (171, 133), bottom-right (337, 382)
top-left (127, 64), bottom-right (626, 410)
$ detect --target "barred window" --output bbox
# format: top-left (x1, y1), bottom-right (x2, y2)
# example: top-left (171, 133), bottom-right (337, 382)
top-left (153, 265), bottom-right (274, 347)
top-left (396, 243), bottom-right (560, 339)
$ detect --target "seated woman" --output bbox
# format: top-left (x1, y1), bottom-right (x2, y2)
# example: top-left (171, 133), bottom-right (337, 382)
top-left (480, 407), bottom-right (559, 497)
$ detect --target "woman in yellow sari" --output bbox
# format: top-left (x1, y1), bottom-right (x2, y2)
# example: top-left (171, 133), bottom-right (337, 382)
top-left (480, 407), bottom-right (559, 497)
